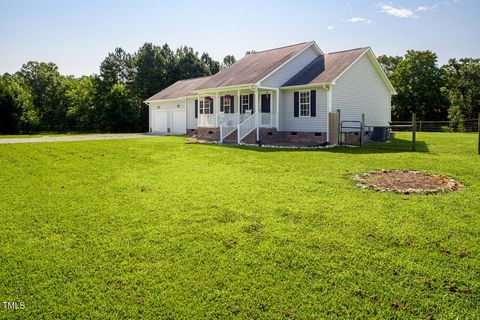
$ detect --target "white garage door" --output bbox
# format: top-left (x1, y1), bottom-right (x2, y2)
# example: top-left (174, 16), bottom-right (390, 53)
top-left (171, 109), bottom-right (186, 134)
top-left (152, 110), bottom-right (168, 133)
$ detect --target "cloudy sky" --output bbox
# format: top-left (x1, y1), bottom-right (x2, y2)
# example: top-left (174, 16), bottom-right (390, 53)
top-left (0, 0), bottom-right (478, 77)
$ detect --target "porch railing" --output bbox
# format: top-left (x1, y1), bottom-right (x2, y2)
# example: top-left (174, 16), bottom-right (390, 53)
top-left (260, 113), bottom-right (277, 128)
top-left (198, 114), bottom-right (217, 127)
top-left (237, 114), bottom-right (256, 143)
top-left (220, 114), bottom-right (239, 142)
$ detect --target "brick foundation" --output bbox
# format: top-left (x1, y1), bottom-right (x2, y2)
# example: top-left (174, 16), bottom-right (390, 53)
top-left (196, 127), bottom-right (220, 141)
top-left (187, 128), bottom-right (198, 137)
top-left (241, 128), bottom-right (327, 146)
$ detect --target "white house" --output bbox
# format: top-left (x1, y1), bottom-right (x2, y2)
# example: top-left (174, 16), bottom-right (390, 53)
top-left (145, 41), bottom-right (396, 146)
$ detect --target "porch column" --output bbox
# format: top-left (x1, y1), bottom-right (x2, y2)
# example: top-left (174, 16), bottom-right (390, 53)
top-left (255, 88), bottom-right (259, 141)
top-left (326, 85), bottom-right (333, 142)
top-left (276, 88), bottom-right (280, 130)
top-left (237, 89), bottom-right (240, 116)
top-left (215, 92), bottom-right (219, 127)
top-left (197, 93), bottom-right (200, 127)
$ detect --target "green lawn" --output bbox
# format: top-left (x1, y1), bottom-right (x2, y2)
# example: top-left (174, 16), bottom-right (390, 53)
top-left (0, 132), bottom-right (479, 319)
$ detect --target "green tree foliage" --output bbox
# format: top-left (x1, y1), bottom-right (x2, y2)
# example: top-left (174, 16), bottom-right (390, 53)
top-left (388, 50), bottom-right (449, 121)
top-left (442, 58), bottom-right (480, 127)
top-left (222, 55), bottom-right (236, 68)
top-left (99, 83), bottom-right (137, 132)
top-left (173, 47), bottom-right (210, 81)
top-left (17, 62), bottom-right (68, 130)
top-left (64, 76), bottom-right (96, 131)
top-left (377, 55), bottom-right (403, 78)
top-left (201, 52), bottom-right (221, 75)
top-left (0, 74), bottom-right (37, 133)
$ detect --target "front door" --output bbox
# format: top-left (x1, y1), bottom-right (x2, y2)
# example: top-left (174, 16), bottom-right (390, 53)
top-left (261, 94), bottom-right (271, 113)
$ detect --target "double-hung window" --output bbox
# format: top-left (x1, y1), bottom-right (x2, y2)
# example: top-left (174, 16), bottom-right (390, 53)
top-left (242, 94), bottom-right (250, 113)
top-left (223, 98), bottom-right (231, 113)
top-left (299, 91), bottom-right (310, 117)
top-left (200, 99), bottom-right (211, 114)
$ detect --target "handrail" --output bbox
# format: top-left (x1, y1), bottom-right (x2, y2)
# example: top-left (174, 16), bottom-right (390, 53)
top-left (237, 114), bottom-right (256, 143)
top-left (219, 114), bottom-right (238, 142)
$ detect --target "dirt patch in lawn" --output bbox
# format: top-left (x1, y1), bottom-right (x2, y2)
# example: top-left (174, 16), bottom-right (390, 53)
top-left (353, 170), bottom-right (464, 194)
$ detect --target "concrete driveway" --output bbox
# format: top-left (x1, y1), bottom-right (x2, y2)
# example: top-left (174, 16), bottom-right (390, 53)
top-left (0, 133), bottom-right (156, 144)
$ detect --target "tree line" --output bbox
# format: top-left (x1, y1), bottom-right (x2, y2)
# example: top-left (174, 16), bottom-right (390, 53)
top-left (0, 43), bottom-right (236, 134)
top-left (1, 44), bottom-right (478, 134)
top-left (377, 51), bottom-right (480, 125)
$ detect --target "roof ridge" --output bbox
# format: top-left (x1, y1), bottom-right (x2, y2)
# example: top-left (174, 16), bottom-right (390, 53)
top-left (177, 75), bottom-right (213, 82)
top-left (249, 41), bottom-right (312, 55)
top-left (327, 47), bottom-right (369, 55)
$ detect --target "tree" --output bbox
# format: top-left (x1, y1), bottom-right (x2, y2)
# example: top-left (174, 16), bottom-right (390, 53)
top-left (377, 55), bottom-right (403, 78)
top-left (222, 55), bottom-right (236, 68)
top-left (390, 50), bottom-right (449, 121)
top-left (201, 52), bottom-right (220, 75)
top-left (64, 76), bottom-right (96, 131)
top-left (442, 58), bottom-right (480, 129)
top-left (16, 62), bottom-right (66, 130)
top-left (0, 74), bottom-right (37, 133)
top-left (99, 48), bottom-right (134, 89)
top-left (173, 47), bottom-right (210, 81)
top-left (97, 83), bottom-right (137, 132)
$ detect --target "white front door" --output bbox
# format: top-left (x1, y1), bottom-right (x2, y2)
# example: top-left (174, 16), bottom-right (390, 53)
top-left (152, 110), bottom-right (168, 133)
top-left (171, 109), bottom-right (186, 134)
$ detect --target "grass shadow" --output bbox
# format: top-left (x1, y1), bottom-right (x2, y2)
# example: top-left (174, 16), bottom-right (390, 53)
top-left (189, 137), bottom-right (429, 155)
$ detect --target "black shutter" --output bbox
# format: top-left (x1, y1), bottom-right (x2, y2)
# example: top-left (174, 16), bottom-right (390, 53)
top-left (310, 90), bottom-right (316, 117)
top-left (261, 94), bottom-right (271, 113)
top-left (249, 93), bottom-right (254, 113)
top-left (220, 96), bottom-right (224, 112)
top-left (210, 100), bottom-right (214, 114)
top-left (294, 92), bottom-right (299, 117)
top-left (230, 97), bottom-right (234, 113)
top-left (195, 99), bottom-right (198, 118)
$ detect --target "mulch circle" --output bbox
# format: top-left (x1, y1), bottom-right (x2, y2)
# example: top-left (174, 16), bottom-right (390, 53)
top-left (353, 169), bottom-right (464, 195)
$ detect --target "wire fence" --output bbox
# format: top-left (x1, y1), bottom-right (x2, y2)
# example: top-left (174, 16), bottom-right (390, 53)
top-left (391, 119), bottom-right (479, 133)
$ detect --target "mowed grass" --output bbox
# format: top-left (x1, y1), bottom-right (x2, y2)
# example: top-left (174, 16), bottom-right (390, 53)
top-left (0, 132), bottom-right (479, 319)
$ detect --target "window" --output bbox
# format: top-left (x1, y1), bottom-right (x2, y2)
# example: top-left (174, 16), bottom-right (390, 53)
top-left (223, 97), bottom-right (231, 113)
top-left (299, 91), bottom-right (310, 117)
top-left (200, 99), bottom-right (211, 114)
top-left (242, 94), bottom-right (251, 113)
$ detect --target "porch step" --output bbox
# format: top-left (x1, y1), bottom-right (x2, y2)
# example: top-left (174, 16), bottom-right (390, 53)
top-left (222, 129), bottom-right (238, 144)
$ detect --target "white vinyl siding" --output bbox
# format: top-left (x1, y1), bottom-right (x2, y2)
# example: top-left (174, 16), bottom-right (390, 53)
top-left (332, 53), bottom-right (392, 127)
top-left (279, 88), bottom-right (327, 132)
top-left (260, 46), bottom-right (320, 87)
top-left (148, 99), bottom-right (188, 132)
top-left (186, 98), bottom-right (197, 129)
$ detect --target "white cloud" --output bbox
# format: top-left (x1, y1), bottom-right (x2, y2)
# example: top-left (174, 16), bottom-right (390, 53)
top-left (326, 25), bottom-right (334, 30)
top-left (345, 17), bottom-right (373, 24)
top-left (380, 4), bottom-right (415, 18)
top-left (417, 4), bottom-right (438, 12)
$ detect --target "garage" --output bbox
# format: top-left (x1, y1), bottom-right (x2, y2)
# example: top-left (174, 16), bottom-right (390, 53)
top-left (152, 108), bottom-right (186, 134)
top-left (171, 109), bottom-right (186, 134)
top-left (152, 110), bottom-right (168, 133)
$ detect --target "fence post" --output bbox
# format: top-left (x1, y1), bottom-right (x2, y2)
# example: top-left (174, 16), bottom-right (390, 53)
top-left (337, 109), bottom-right (341, 145)
top-left (360, 113), bottom-right (365, 147)
top-left (477, 112), bottom-right (480, 155)
top-left (412, 113), bottom-right (416, 152)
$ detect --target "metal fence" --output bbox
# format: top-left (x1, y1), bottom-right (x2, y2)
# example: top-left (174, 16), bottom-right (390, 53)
top-left (391, 119), bottom-right (479, 133)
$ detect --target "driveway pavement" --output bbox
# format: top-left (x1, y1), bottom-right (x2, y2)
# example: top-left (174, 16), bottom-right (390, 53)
top-left (0, 133), bottom-right (156, 144)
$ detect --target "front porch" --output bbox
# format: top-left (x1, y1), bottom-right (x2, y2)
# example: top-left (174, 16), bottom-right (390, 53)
top-left (195, 87), bottom-right (279, 144)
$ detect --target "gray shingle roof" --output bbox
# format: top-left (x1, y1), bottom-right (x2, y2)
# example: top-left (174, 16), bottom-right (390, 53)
top-left (146, 76), bottom-right (212, 101)
top-left (282, 47), bottom-right (369, 87)
top-left (195, 42), bottom-right (313, 90)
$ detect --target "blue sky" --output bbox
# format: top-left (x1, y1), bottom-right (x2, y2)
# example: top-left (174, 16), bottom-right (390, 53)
top-left (0, 0), bottom-right (478, 77)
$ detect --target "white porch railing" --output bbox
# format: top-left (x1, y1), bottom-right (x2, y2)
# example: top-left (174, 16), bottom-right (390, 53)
top-left (220, 114), bottom-right (239, 142)
top-left (260, 113), bottom-right (277, 128)
top-left (198, 114), bottom-right (217, 127)
top-left (237, 114), bottom-right (256, 143)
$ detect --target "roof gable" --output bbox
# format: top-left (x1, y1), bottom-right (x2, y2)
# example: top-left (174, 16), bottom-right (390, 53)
top-left (195, 42), bottom-right (313, 90)
top-left (146, 76), bottom-right (212, 101)
top-left (282, 47), bottom-right (368, 87)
